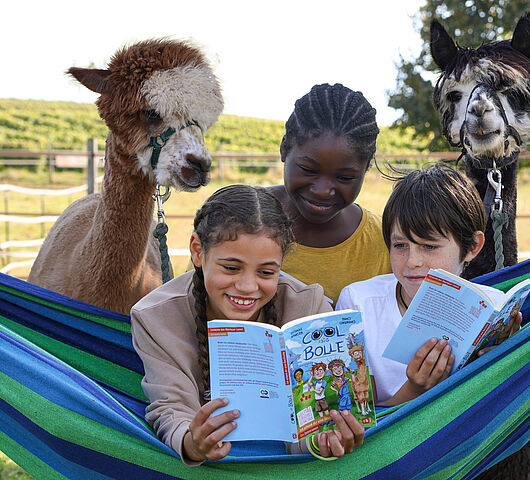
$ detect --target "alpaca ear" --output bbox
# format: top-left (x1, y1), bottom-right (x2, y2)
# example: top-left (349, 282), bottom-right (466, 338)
top-left (511, 11), bottom-right (530, 59)
top-left (430, 19), bottom-right (457, 70)
top-left (67, 67), bottom-right (111, 94)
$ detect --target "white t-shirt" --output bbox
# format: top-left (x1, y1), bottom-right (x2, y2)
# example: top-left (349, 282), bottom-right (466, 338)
top-left (336, 273), bottom-right (505, 403)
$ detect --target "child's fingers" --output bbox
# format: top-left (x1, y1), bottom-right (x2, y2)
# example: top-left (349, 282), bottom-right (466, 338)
top-left (418, 339), bottom-right (448, 376)
top-left (317, 432), bottom-right (331, 457)
top-left (440, 352), bottom-right (454, 381)
top-left (190, 397), bottom-right (229, 430)
top-left (199, 421), bottom-right (237, 456)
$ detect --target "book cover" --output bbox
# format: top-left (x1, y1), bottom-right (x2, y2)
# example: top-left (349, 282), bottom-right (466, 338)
top-left (208, 309), bottom-right (376, 442)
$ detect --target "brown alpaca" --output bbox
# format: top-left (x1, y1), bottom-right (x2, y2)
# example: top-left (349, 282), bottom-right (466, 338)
top-left (27, 39), bottom-right (223, 314)
top-left (349, 346), bottom-right (371, 416)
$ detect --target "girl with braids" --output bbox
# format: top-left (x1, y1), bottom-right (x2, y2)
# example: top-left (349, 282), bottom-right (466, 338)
top-left (269, 83), bottom-right (392, 307)
top-left (131, 184), bottom-right (364, 466)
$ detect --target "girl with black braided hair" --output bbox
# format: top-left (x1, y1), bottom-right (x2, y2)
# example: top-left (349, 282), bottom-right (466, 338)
top-left (269, 84), bottom-right (392, 306)
top-left (131, 184), bottom-right (364, 466)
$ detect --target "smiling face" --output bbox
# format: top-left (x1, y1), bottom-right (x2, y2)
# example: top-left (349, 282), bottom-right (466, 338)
top-left (389, 223), bottom-right (481, 305)
top-left (282, 133), bottom-right (367, 226)
top-left (190, 232), bottom-right (283, 322)
top-left (331, 363), bottom-right (344, 377)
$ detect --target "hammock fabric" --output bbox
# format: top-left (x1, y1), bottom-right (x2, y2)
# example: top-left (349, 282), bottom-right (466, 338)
top-left (0, 261), bottom-right (528, 480)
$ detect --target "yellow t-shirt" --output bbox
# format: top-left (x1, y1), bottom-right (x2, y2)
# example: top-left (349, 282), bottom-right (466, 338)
top-left (280, 207), bottom-right (392, 307)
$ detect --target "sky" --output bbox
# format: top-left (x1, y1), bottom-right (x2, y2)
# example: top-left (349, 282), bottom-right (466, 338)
top-left (1, 0), bottom-right (425, 126)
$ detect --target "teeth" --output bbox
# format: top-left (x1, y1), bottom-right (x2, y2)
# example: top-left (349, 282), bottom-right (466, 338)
top-left (229, 296), bottom-right (255, 305)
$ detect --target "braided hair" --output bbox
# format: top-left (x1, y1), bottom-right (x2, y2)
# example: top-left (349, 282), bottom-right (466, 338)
top-left (191, 184), bottom-right (294, 400)
top-left (280, 83), bottom-right (379, 166)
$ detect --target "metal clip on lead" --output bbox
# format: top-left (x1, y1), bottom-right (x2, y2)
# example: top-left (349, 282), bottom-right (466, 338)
top-left (153, 184), bottom-right (172, 224)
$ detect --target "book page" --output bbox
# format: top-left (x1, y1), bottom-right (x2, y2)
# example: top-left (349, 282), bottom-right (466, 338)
top-left (283, 310), bottom-right (376, 439)
top-left (208, 320), bottom-right (296, 442)
top-left (383, 270), bottom-right (497, 372)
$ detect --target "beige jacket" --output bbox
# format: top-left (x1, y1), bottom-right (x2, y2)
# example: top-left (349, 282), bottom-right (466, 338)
top-left (130, 270), bottom-right (332, 464)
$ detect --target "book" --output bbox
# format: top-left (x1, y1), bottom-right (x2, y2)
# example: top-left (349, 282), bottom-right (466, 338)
top-left (207, 309), bottom-right (376, 442)
top-left (383, 269), bottom-right (530, 372)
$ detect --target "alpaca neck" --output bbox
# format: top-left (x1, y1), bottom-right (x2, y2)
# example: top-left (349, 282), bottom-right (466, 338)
top-left (85, 137), bottom-right (157, 283)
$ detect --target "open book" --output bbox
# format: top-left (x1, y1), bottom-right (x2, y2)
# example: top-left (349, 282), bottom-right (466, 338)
top-left (208, 309), bottom-right (376, 442)
top-left (383, 269), bottom-right (530, 372)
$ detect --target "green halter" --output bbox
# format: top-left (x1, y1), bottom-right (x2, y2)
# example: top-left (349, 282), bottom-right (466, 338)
top-left (148, 120), bottom-right (201, 170)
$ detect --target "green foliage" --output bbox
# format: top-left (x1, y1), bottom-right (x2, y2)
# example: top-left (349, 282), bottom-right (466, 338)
top-left (1, 99), bottom-right (436, 155)
top-left (387, 1), bottom-right (529, 150)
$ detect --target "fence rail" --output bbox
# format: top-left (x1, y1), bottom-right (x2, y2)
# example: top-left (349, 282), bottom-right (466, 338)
top-left (1, 143), bottom-right (529, 273)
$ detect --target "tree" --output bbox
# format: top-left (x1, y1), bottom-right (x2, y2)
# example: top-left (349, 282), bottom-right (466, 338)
top-left (388, 0), bottom-right (529, 151)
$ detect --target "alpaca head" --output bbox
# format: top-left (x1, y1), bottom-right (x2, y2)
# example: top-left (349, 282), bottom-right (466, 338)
top-left (431, 12), bottom-right (530, 167)
top-left (68, 39), bottom-right (223, 191)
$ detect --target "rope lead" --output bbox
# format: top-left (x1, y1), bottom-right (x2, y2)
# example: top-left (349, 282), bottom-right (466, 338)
top-left (491, 209), bottom-right (508, 271)
top-left (153, 223), bottom-right (171, 283)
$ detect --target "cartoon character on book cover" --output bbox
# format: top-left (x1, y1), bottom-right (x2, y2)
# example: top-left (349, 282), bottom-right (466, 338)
top-left (285, 313), bottom-right (376, 437)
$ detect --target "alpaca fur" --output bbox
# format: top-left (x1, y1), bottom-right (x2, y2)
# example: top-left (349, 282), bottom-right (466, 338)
top-left (431, 12), bottom-right (530, 279)
top-left (27, 39), bottom-right (223, 314)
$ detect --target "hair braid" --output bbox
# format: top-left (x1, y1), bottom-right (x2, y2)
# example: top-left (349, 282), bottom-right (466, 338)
top-left (281, 83), bottom-right (379, 165)
top-left (192, 268), bottom-right (211, 401)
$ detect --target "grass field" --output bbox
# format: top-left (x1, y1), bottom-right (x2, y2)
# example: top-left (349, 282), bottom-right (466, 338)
top-left (0, 164), bottom-right (529, 477)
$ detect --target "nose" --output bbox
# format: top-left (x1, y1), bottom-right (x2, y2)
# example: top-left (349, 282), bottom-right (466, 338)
top-left (186, 152), bottom-right (212, 173)
top-left (235, 273), bottom-right (258, 294)
top-left (467, 89), bottom-right (494, 119)
top-left (310, 177), bottom-right (336, 198)
top-left (406, 246), bottom-right (423, 268)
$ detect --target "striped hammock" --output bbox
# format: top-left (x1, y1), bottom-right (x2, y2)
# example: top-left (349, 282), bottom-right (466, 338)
top-left (0, 261), bottom-right (528, 480)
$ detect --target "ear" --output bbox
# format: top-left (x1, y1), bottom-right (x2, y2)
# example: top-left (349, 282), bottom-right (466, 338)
top-left (511, 11), bottom-right (530, 59)
top-left (189, 232), bottom-right (204, 267)
top-left (67, 67), bottom-right (111, 94)
top-left (464, 231), bottom-right (485, 263)
top-left (430, 19), bottom-right (458, 70)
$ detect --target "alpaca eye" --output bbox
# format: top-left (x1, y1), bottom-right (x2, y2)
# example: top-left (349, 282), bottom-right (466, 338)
top-left (446, 91), bottom-right (462, 103)
top-left (143, 109), bottom-right (162, 123)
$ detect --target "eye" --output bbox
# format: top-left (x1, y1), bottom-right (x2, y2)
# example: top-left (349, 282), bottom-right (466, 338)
top-left (143, 109), bottom-right (162, 123)
top-left (446, 91), bottom-right (463, 103)
top-left (424, 244), bottom-right (438, 251)
top-left (505, 89), bottom-right (527, 110)
top-left (298, 164), bottom-right (317, 174)
top-left (259, 269), bottom-right (277, 277)
top-left (222, 264), bottom-right (238, 272)
top-left (324, 327), bottom-right (335, 337)
top-left (393, 243), bottom-right (406, 249)
top-left (338, 175), bottom-right (356, 182)
top-left (311, 330), bottom-right (322, 341)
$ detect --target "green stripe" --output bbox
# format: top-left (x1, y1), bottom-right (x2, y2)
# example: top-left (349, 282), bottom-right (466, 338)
top-left (0, 284), bottom-right (130, 333)
top-left (0, 315), bottom-right (144, 399)
top-left (490, 272), bottom-right (530, 293)
top-left (0, 431), bottom-right (69, 480)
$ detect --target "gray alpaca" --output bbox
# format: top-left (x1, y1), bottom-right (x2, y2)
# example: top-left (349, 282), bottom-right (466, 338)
top-left (430, 12), bottom-right (529, 279)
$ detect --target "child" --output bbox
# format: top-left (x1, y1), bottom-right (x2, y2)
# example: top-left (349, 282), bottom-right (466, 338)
top-left (336, 166), bottom-right (522, 405)
top-left (269, 84), bottom-right (392, 306)
top-left (131, 184), bottom-right (364, 466)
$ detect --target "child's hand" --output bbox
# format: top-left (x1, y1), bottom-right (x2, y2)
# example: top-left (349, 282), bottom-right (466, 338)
top-left (478, 312), bottom-right (523, 356)
top-left (183, 397), bottom-right (239, 462)
top-left (405, 337), bottom-right (454, 397)
top-left (314, 410), bottom-right (364, 457)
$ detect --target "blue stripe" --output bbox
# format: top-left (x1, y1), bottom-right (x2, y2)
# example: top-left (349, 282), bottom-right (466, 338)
top-left (0, 326), bottom-right (162, 444)
top-left (0, 301), bottom-right (143, 372)
top-left (0, 272), bottom-right (130, 322)
top-left (0, 288), bottom-right (132, 348)
top-left (461, 419), bottom-right (530, 480)
top-left (0, 397), bottom-right (181, 480)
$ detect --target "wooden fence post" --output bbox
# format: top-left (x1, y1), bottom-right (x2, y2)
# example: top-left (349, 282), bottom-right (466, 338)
top-left (87, 138), bottom-right (98, 195)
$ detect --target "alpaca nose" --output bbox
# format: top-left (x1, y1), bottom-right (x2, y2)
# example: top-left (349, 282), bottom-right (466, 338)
top-left (468, 99), bottom-right (493, 118)
top-left (186, 152), bottom-right (211, 173)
